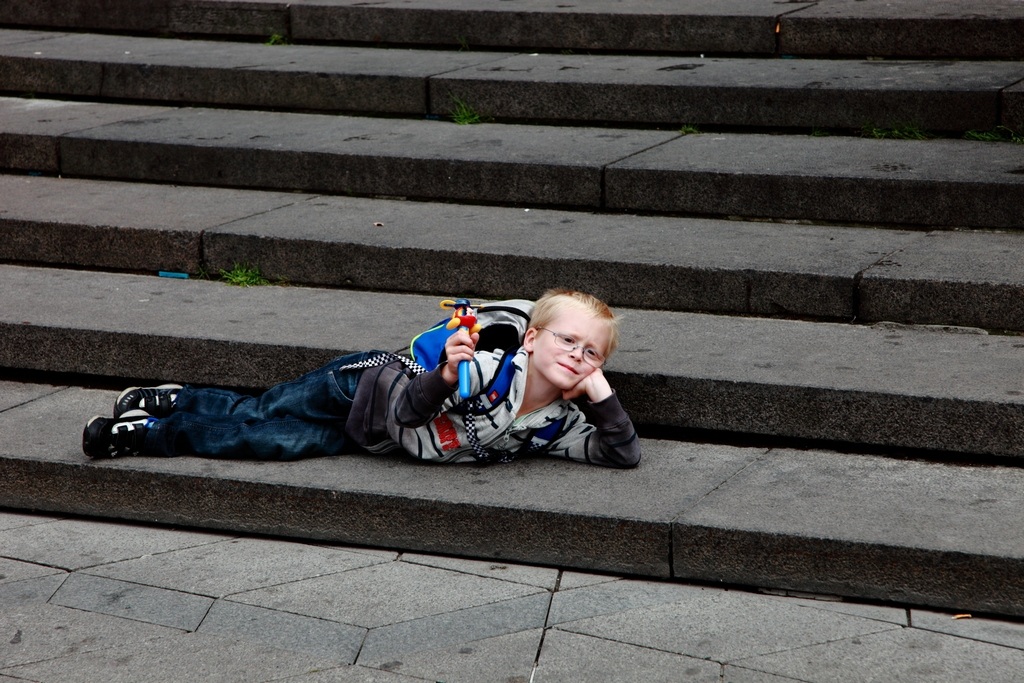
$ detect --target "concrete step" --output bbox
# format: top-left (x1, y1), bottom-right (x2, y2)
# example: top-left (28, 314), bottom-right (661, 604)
top-left (1, 0), bottom-right (1022, 59)
top-left (2, 264), bottom-right (1022, 460)
top-left (4, 174), bottom-right (1024, 331)
top-left (2, 377), bottom-right (1023, 617)
top-left (2, 29), bottom-right (1022, 131)
top-left (3, 97), bottom-right (1023, 230)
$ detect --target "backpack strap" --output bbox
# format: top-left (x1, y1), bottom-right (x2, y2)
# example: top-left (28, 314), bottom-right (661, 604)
top-left (458, 352), bottom-right (570, 463)
top-left (461, 350), bottom-right (518, 415)
top-left (521, 416), bottom-right (567, 454)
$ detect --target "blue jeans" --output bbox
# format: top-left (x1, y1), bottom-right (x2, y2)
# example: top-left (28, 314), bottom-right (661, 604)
top-left (144, 352), bottom-right (377, 460)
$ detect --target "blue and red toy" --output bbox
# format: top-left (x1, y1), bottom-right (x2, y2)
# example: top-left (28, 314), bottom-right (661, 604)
top-left (440, 298), bottom-right (483, 399)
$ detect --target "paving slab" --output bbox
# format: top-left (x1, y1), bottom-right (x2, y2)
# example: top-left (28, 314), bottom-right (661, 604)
top-left (0, 29), bottom-right (506, 114)
top-left (605, 133), bottom-right (1024, 230)
top-left (83, 537), bottom-right (391, 597)
top-left (1, 630), bottom-right (345, 683)
top-left (226, 560), bottom-right (545, 627)
top-left (281, 667), bottom-right (429, 682)
top-left (0, 510), bottom-right (63, 530)
top-left (534, 628), bottom-right (720, 683)
top-left (0, 97), bottom-right (170, 171)
top-left (859, 230), bottom-right (1024, 330)
top-left (0, 602), bottom-right (180, 669)
top-left (400, 552), bottom-right (559, 590)
top-left (50, 103), bottom-right (676, 208)
top-left (731, 628), bottom-right (1024, 682)
top-left (197, 600), bottom-right (367, 663)
top-left (3, 266), bottom-right (1024, 456)
top-left (359, 628), bottom-right (542, 683)
top-left (780, 0), bottom-right (1024, 59)
top-left (721, 670), bottom-right (800, 683)
top-left (51, 572), bottom-right (214, 630)
top-left (0, 573), bottom-right (67, 609)
top-left (673, 449), bottom-right (1024, 614)
top-left (547, 579), bottom-right (705, 627)
top-left (290, 0), bottom-right (784, 54)
top-left (553, 584), bottom-right (901, 662)
top-left (434, 53), bottom-right (1023, 130)
top-left (764, 594), bottom-right (907, 626)
top-left (0, 516), bottom-right (231, 570)
top-left (0, 174), bottom-right (302, 273)
top-left (354, 592), bottom-right (550, 666)
top-left (910, 609), bottom-right (1024, 651)
top-left (0, 557), bottom-right (63, 585)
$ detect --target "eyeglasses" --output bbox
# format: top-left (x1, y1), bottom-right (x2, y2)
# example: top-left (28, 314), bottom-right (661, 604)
top-left (536, 328), bottom-right (606, 366)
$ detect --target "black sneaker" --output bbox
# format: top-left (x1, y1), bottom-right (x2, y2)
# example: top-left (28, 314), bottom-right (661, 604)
top-left (83, 410), bottom-right (157, 459)
top-left (114, 384), bottom-right (181, 418)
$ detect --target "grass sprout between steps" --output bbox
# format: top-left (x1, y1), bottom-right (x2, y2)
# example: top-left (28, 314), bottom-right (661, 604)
top-left (217, 263), bottom-right (274, 287)
top-left (449, 96), bottom-right (489, 125)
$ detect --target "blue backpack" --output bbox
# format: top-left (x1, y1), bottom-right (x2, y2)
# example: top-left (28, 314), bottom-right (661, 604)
top-left (410, 298), bottom-right (535, 375)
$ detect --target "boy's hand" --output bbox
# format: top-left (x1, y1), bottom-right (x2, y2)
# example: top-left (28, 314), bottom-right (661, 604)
top-left (441, 329), bottom-right (479, 387)
top-left (562, 368), bottom-right (613, 403)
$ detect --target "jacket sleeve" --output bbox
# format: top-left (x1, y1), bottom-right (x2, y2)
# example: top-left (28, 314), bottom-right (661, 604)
top-left (391, 364), bottom-right (461, 427)
top-left (544, 392), bottom-right (641, 468)
top-left (392, 351), bottom-right (502, 428)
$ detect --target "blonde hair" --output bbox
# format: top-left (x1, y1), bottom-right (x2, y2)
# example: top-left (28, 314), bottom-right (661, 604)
top-left (529, 289), bottom-right (620, 358)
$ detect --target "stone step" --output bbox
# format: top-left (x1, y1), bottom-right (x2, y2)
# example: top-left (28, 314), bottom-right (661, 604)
top-left (3, 97), bottom-right (1023, 230)
top-left (2, 378), bottom-right (1023, 617)
top-left (2, 264), bottom-right (1022, 459)
top-left (1, 0), bottom-right (1022, 59)
top-left (4, 174), bottom-right (1024, 331)
top-left (2, 29), bottom-right (1022, 131)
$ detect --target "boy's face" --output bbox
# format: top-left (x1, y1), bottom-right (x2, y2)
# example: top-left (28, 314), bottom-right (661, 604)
top-left (523, 307), bottom-right (610, 393)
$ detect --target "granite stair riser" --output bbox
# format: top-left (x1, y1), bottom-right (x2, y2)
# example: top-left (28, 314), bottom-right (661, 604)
top-left (675, 526), bottom-right (1024, 618)
top-left (614, 376), bottom-right (1024, 460)
top-left (2, 266), bottom-right (1022, 460)
top-left (1, 0), bottom-right (1022, 59)
top-left (2, 98), bottom-right (1022, 230)
top-left (2, 30), bottom-right (1022, 130)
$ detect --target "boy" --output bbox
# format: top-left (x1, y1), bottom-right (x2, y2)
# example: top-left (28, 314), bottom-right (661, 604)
top-left (82, 290), bottom-right (640, 468)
